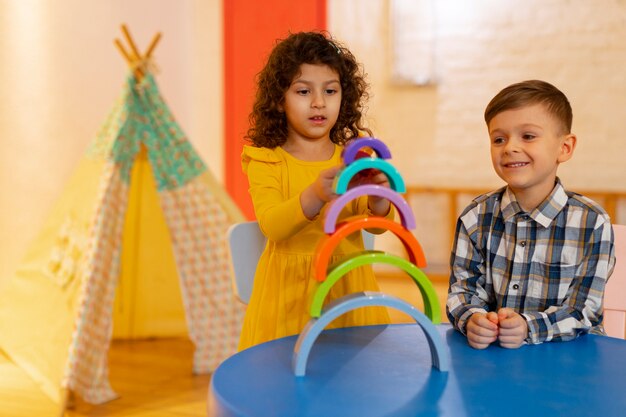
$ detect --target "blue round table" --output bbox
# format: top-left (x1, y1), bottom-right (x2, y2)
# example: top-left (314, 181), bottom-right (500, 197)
top-left (209, 324), bottom-right (626, 417)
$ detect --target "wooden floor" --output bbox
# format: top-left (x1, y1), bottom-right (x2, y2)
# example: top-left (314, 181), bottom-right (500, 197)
top-left (65, 338), bottom-right (211, 417)
top-left (0, 274), bottom-right (449, 417)
top-left (0, 338), bottom-right (211, 417)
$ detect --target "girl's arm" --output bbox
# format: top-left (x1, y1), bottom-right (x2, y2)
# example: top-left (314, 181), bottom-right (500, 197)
top-left (300, 166), bottom-right (341, 220)
top-left (247, 159), bottom-right (341, 242)
top-left (247, 159), bottom-right (306, 242)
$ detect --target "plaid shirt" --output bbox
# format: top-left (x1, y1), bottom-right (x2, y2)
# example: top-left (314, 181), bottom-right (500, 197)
top-left (447, 179), bottom-right (615, 344)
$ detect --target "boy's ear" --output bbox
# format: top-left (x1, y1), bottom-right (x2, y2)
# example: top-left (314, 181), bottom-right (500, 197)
top-left (557, 134), bottom-right (577, 163)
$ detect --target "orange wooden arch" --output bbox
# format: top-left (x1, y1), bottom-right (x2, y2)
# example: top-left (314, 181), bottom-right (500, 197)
top-left (314, 216), bottom-right (427, 282)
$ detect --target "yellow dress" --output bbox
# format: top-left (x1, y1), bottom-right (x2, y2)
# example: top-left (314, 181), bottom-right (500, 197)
top-left (238, 144), bottom-right (391, 351)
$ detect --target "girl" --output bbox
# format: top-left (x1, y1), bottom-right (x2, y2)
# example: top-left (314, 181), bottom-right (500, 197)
top-left (238, 31), bottom-right (392, 350)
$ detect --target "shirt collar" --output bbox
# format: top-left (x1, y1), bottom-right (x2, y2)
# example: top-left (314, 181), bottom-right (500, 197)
top-left (500, 178), bottom-right (568, 228)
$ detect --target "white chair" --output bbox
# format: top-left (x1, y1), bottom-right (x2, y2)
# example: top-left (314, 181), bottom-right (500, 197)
top-left (227, 221), bottom-right (267, 304)
top-left (226, 221), bottom-right (375, 304)
top-left (604, 224), bottom-right (626, 339)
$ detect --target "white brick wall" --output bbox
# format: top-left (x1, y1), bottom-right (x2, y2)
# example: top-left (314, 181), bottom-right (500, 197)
top-left (331, 0), bottom-right (626, 271)
top-left (331, 0), bottom-right (626, 190)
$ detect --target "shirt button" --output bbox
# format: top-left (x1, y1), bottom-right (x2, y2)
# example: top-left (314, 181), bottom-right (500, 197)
top-left (513, 284), bottom-right (520, 290)
top-left (523, 215), bottom-right (530, 220)
top-left (520, 241), bottom-right (526, 247)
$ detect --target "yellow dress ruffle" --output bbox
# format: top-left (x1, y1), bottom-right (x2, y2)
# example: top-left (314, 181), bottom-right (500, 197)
top-left (238, 144), bottom-right (391, 351)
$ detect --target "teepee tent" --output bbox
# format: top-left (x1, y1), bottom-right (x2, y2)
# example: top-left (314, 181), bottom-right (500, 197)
top-left (0, 26), bottom-right (245, 406)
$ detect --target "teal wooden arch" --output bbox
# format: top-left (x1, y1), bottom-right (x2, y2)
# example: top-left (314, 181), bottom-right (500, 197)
top-left (334, 158), bottom-right (406, 194)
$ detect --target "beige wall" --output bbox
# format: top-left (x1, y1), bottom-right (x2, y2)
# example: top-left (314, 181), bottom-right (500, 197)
top-left (2, 0), bottom-right (626, 285)
top-left (330, 0), bottom-right (626, 189)
top-left (330, 0), bottom-right (626, 269)
top-left (0, 0), bottom-right (222, 286)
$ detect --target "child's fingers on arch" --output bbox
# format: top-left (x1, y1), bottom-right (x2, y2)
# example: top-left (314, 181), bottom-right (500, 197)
top-left (348, 175), bottom-right (364, 189)
top-left (370, 171), bottom-right (388, 185)
top-left (322, 165), bottom-right (342, 179)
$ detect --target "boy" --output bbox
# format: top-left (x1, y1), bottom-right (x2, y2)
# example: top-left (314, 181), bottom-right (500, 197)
top-left (447, 80), bottom-right (615, 349)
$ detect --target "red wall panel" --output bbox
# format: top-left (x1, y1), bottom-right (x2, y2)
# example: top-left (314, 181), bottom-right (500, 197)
top-left (224, 0), bottom-right (327, 219)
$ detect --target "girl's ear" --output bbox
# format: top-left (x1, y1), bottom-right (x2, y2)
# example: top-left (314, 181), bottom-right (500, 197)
top-left (557, 134), bottom-right (576, 163)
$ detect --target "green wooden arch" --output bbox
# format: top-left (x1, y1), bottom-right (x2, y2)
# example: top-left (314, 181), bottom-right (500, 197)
top-left (309, 251), bottom-right (441, 323)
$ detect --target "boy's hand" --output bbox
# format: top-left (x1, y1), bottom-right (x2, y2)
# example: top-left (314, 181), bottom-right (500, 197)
top-left (466, 312), bottom-right (499, 349)
top-left (496, 308), bottom-right (528, 349)
top-left (486, 311), bottom-right (499, 325)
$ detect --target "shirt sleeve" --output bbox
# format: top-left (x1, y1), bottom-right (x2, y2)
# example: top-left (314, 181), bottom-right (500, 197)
top-left (522, 216), bottom-right (616, 344)
top-left (243, 147), bottom-right (313, 242)
top-left (446, 213), bottom-right (495, 334)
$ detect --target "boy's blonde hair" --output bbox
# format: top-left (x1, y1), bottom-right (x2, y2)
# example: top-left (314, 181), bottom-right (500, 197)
top-left (484, 80), bottom-right (573, 134)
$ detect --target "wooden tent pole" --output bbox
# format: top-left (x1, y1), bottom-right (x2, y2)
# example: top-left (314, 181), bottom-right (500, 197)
top-left (121, 24), bottom-right (142, 60)
top-left (114, 38), bottom-right (143, 80)
top-left (114, 38), bottom-right (133, 65)
top-left (144, 32), bottom-right (162, 59)
top-left (115, 25), bottom-right (161, 82)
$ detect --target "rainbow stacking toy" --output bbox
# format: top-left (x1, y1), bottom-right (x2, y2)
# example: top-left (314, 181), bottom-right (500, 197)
top-left (292, 137), bottom-right (449, 376)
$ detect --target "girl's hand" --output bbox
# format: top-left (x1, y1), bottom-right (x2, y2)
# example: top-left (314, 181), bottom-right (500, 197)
top-left (301, 166), bottom-right (341, 220)
top-left (366, 171), bottom-right (391, 216)
top-left (313, 166), bottom-right (342, 202)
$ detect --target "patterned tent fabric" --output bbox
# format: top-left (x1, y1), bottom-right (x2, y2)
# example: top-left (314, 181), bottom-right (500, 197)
top-left (0, 73), bottom-right (245, 405)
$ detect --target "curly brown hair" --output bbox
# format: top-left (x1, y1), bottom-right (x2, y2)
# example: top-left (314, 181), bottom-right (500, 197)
top-left (246, 31), bottom-right (372, 148)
